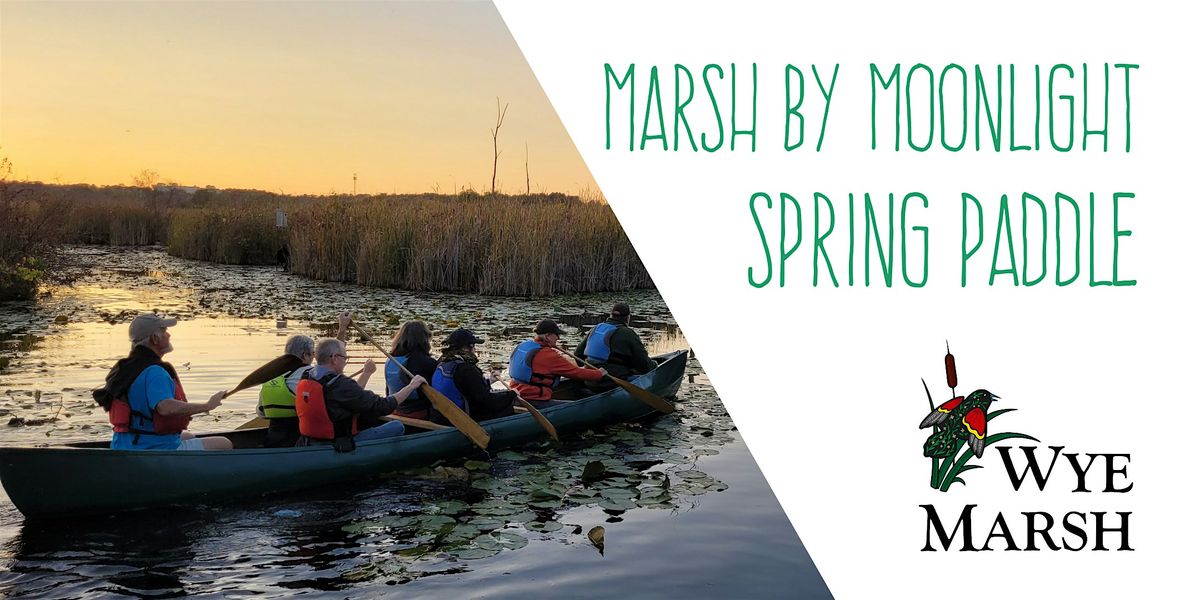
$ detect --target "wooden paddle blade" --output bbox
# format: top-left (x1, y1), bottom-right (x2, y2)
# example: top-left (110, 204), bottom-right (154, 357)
top-left (610, 376), bottom-right (675, 414)
top-left (230, 355), bottom-right (299, 395)
top-left (515, 397), bottom-right (559, 442)
top-left (235, 416), bottom-right (270, 430)
top-left (422, 383), bottom-right (492, 450)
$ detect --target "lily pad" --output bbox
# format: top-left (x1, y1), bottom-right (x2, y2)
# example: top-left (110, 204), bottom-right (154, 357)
top-left (507, 511), bottom-right (538, 523)
top-left (468, 517), bottom-right (505, 531)
top-left (598, 497), bottom-right (637, 511)
top-left (490, 531), bottom-right (529, 550)
top-left (463, 460), bottom-right (491, 471)
top-left (431, 500), bottom-right (468, 515)
top-left (525, 520), bottom-right (564, 533)
top-left (600, 488), bottom-right (638, 501)
top-left (416, 515), bottom-right (455, 529)
top-left (451, 546), bottom-right (501, 560)
top-left (471, 478), bottom-right (507, 491)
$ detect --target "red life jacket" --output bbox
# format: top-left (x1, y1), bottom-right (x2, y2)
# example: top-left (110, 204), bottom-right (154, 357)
top-left (296, 371), bottom-right (358, 440)
top-left (109, 376), bottom-right (192, 435)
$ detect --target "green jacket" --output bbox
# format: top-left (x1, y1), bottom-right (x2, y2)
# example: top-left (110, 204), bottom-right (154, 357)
top-left (574, 318), bottom-right (657, 379)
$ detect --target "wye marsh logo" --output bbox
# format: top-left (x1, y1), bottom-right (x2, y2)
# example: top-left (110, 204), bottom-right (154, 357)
top-left (916, 344), bottom-right (1133, 552)
top-left (918, 343), bottom-right (1038, 491)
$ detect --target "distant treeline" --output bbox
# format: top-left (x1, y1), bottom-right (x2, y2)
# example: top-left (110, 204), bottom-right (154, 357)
top-left (7, 183), bottom-right (652, 296)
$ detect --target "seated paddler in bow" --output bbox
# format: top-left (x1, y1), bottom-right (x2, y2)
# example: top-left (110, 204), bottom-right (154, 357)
top-left (431, 328), bottom-right (516, 423)
top-left (508, 319), bottom-right (606, 401)
top-left (94, 313), bottom-right (232, 451)
top-left (295, 337), bottom-right (425, 451)
top-left (255, 312), bottom-right (352, 448)
top-left (385, 320), bottom-right (439, 420)
top-left (574, 302), bottom-right (657, 387)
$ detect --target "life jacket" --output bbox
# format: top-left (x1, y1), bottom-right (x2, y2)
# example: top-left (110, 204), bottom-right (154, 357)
top-left (258, 366), bottom-right (309, 419)
top-left (108, 369), bottom-right (192, 436)
top-left (509, 340), bottom-right (559, 391)
top-left (384, 355), bottom-right (417, 400)
top-left (584, 322), bottom-right (621, 363)
top-left (295, 371), bottom-right (358, 441)
top-left (432, 358), bottom-right (468, 411)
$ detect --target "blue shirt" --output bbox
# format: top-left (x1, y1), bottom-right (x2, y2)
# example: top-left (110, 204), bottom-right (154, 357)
top-left (111, 365), bottom-right (182, 450)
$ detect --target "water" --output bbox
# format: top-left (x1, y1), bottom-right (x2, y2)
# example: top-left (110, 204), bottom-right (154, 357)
top-left (0, 247), bottom-right (830, 598)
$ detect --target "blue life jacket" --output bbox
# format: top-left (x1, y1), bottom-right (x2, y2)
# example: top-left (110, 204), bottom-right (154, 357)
top-left (584, 322), bottom-right (620, 362)
top-left (509, 339), bottom-right (559, 389)
top-left (432, 358), bottom-right (467, 410)
top-left (385, 355), bottom-right (417, 399)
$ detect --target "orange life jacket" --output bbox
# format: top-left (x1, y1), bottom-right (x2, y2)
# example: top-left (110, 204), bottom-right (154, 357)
top-left (109, 377), bottom-right (192, 435)
top-left (295, 371), bottom-right (358, 440)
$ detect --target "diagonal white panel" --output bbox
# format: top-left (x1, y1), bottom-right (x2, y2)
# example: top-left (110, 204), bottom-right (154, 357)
top-left (497, 1), bottom-right (1200, 597)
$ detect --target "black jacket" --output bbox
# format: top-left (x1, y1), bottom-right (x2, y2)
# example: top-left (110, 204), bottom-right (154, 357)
top-left (574, 319), bottom-right (657, 379)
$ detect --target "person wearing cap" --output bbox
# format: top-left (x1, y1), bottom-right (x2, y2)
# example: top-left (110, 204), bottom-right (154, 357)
top-left (256, 311), bottom-right (354, 448)
top-left (431, 328), bottom-right (516, 422)
top-left (574, 302), bottom-right (657, 383)
top-left (508, 319), bottom-right (607, 401)
top-left (93, 314), bottom-right (232, 451)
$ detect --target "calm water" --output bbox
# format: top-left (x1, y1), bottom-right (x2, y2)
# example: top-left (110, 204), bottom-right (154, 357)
top-left (0, 247), bottom-right (829, 598)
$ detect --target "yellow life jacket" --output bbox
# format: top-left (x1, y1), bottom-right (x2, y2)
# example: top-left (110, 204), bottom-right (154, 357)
top-left (258, 368), bottom-right (303, 419)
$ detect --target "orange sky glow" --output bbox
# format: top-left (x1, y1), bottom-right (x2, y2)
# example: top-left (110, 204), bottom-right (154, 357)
top-left (0, 1), bottom-right (597, 195)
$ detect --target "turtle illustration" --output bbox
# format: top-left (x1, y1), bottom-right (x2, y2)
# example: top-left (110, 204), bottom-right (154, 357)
top-left (919, 389), bottom-right (1000, 458)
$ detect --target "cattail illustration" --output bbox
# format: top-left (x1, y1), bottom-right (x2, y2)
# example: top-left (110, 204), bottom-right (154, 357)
top-left (945, 341), bottom-right (957, 397)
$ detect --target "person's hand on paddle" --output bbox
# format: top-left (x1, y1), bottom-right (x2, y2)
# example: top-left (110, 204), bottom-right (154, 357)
top-left (361, 358), bottom-right (377, 377)
top-left (336, 310), bottom-right (353, 341)
top-left (488, 368), bottom-right (503, 384)
top-left (205, 390), bottom-right (227, 412)
top-left (392, 375), bottom-right (427, 402)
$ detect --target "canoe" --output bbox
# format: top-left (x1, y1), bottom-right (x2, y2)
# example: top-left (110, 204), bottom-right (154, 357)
top-left (0, 350), bottom-right (687, 520)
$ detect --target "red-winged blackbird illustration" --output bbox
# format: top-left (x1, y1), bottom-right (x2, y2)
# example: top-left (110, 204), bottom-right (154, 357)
top-left (919, 390), bottom-right (1000, 458)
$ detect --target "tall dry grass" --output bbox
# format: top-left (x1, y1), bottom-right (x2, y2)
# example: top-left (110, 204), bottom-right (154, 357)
top-left (286, 193), bottom-right (650, 295)
top-left (16, 183), bottom-right (651, 296)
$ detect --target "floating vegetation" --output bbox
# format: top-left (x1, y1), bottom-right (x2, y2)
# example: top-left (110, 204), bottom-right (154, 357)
top-left (336, 381), bottom-right (735, 584)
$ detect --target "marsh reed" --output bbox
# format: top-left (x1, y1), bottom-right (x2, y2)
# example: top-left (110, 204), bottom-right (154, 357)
top-left (286, 194), bottom-right (652, 295)
top-left (16, 182), bottom-right (651, 296)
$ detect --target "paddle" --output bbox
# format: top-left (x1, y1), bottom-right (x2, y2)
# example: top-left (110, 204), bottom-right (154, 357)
top-left (350, 322), bottom-right (491, 451)
top-left (513, 396), bottom-right (559, 442)
top-left (225, 354), bottom-right (304, 430)
top-left (556, 349), bottom-right (675, 414)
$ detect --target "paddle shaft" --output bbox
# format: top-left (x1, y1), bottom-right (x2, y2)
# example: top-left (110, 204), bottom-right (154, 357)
top-left (351, 322), bottom-right (491, 450)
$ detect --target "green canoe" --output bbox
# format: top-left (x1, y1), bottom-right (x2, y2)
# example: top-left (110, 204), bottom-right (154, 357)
top-left (0, 350), bottom-right (687, 520)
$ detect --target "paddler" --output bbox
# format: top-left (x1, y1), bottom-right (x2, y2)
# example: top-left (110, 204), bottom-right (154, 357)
top-left (94, 313), bottom-right (232, 450)
top-left (294, 338), bottom-right (425, 451)
top-left (574, 302), bottom-right (657, 386)
top-left (255, 311), bottom-right (352, 447)
top-left (385, 320), bottom-right (438, 420)
top-left (508, 319), bottom-right (606, 400)
top-left (431, 328), bottom-right (517, 422)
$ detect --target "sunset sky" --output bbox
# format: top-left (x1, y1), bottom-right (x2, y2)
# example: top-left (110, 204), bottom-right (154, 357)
top-left (0, 1), bottom-right (597, 195)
